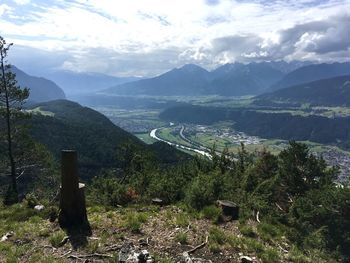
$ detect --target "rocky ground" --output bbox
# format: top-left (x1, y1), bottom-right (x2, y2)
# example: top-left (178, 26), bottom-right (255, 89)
top-left (0, 203), bottom-right (329, 263)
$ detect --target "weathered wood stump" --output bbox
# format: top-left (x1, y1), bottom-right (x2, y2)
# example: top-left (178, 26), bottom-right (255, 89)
top-left (58, 150), bottom-right (89, 230)
top-left (216, 200), bottom-right (239, 220)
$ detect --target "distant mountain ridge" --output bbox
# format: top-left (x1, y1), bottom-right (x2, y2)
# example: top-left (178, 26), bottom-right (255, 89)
top-left (257, 75), bottom-right (350, 106)
top-left (104, 61), bottom-right (311, 96)
top-left (12, 66), bottom-right (66, 103)
top-left (43, 70), bottom-right (141, 95)
top-left (270, 62), bottom-right (350, 91)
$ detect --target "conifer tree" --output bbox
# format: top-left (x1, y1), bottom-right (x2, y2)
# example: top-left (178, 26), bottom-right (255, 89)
top-left (0, 36), bottom-right (29, 205)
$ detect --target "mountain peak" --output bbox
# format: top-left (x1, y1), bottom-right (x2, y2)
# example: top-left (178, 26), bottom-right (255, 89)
top-left (178, 64), bottom-right (208, 73)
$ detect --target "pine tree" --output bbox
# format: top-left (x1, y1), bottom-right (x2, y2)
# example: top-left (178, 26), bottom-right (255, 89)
top-left (0, 36), bottom-right (29, 205)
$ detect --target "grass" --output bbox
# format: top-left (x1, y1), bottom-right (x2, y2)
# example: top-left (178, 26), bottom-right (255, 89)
top-left (260, 248), bottom-right (281, 263)
top-left (0, 201), bottom-right (337, 263)
top-left (49, 230), bottom-right (66, 248)
top-left (175, 232), bottom-right (188, 244)
top-left (174, 213), bottom-right (190, 227)
top-left (122, 211), bottom-right (149, 233)
top-left (239, 225), bottom-right (257, 238)
top-left (202, 205), bottom-right (221, 223)
top-left (257, 223), bottom-right (281, 242)
top-left (209, 227), bottom-right (227, 245)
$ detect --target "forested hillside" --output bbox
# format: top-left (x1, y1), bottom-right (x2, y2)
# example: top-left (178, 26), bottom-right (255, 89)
top-left (11, 66), bottom-right (66, 103)
top-left (28, 100), bottom-right (190, 179)
top-left (257, 75), bottom-right (350, 106)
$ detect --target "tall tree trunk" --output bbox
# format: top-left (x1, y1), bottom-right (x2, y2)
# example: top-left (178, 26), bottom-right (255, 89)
top-left (1, 50), bottom-right (18, 204)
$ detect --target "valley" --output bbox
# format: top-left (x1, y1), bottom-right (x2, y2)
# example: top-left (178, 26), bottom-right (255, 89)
top-left (87, 94), bottom-right (350, 182)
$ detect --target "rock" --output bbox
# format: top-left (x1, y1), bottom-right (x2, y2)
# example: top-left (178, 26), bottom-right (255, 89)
top-left (119, 243), bottom-right (154, 263)
top-left (179, 252), bottom-right (212, 263)
top-left (1, 231), bottom-right (14, 242)
top-left (240, 255), bottom-right (254, 263)
top-left (34, 205), bottom-right (45, 211)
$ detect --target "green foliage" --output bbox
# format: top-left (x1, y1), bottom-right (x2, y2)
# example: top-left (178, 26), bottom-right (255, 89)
top-left (175, 232), bottom-right (188, 244)
top-left (257, 223), bottom-right (281, 241)
top-left (49, 230), bottom-right (66, 248)
top-left (209, 227), bottom-right (227, 245)
top-left (185, 170), bottom-right (223, 210)
top-left (239, 225), bottom-right (257, 238)
top-left (123, 211), bottom-right (148, 233)
top-left (260, 248), bottom-right (280, 263)
top-left (89, 174), bottom-right (136, 206)
top-left (174, 213), bottom-right (190, 227)
top-left (202, 205), bottom-right (221, 223)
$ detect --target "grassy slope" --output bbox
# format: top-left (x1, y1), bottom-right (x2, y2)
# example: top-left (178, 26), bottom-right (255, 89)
top-left (0, 202), bottom-right (331, 263)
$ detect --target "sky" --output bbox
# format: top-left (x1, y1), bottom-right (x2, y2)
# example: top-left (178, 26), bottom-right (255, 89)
top-left (0, 0), bottom-right (350, 77)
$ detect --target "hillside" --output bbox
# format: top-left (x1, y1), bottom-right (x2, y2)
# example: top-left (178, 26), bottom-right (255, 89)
top-left (105, 64), bottom-right (211, 96)
top-left (44, 70), bottom-right (140, 95)
top-left (11, 66), bottom-right (66, 103)
top-left (28, 100), bottom-right (190, 178)
top-left (104, 62), bottom-right (289, 96)
top-left (270, 62), bottom-right (350, 91)
top-left (257, 75), bottom-right (350, 106)
top-left (208, 63), bottom-right (284, 95)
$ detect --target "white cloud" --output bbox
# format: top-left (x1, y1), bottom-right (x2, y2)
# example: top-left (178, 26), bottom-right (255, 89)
top-left (1, 0), bottom-right (350, 76)
top-left (12, 0), bottom-right (30, 5)
top-left (0, 4), bottom-right (12, 17)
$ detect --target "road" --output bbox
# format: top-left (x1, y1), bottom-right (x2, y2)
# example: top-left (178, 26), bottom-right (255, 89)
top-left (150, 128), bottom-right (211, 158)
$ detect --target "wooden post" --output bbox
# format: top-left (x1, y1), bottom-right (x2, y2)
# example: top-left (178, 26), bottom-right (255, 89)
top-left (58, 150), bottom-right (89, 230)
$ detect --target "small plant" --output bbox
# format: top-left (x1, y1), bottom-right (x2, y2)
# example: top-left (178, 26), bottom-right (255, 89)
top-left (242, 237), bottom-right (265, 254)
top-left (86, 240), bottom-right (100, 253)
top-left (209, 242), bottom-right (221, 253)
top-left (24, 193), bottom-right (39, 208)
top-left (209, 227), bottom-right (227, 245)
top-left (202, 205), bottom-right (221, 223)
top-left (49, 230), bottom-right (66, 248)
top-left (175, 232), bottom-right (188, 244)
top-left (257, 223), bottom-right (281, 241)
top-left (239, 225), bottom-right (257, 238)
top-left (123, 211), bottom-right (148, 233)
top-left (175, 213), bottom-right (189, 227)
top-left (260, 248), bottom-right (280, 263)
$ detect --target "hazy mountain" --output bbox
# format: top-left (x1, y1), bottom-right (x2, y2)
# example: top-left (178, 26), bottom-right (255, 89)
top-left (105, 64), bottom-right (211, 96)
top-left (263, 60), bottom-right (313, 74)
top-left (270, 62), bottom-right (350, 91)
top-left (104, 62), bottom-right (297, 96)
top-left (257, 75), bottom-right (350, 106)
top-left (208, 62), bottom-right (284, 95)
top-left (12, 66), bottom-right (66, 103)
top-left (44, 70), bottom-right (141, 95)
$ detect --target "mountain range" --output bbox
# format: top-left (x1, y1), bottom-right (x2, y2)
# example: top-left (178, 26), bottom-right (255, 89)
top-left (12, 66), bottom-right (66, 103)
top-left (270, 62), bottom-right (350, 91)
top-left (103, 61), bottom-right (319, 96)
top-left (43, 70), bottom-right (141, 95)
top-left (257, 75), bottom-right (350, 107)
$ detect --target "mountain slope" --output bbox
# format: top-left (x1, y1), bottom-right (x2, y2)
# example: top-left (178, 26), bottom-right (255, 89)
top-left (258, 75), bottom-right (350, 106)
top-left (12, 66), bottom-right (66, 103)
top-left (208, 62), bottom-right (284, 95)
top-left (105, 64), bottom-right (211, 96)
top-left (28, 100), bottom-right (190, 178)
top-left (44, 70), bottom-right (140, 95)
top-left (270, 62), bottom-right (350, 91)
top-left (105, 62), bottom-right (289, 96)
